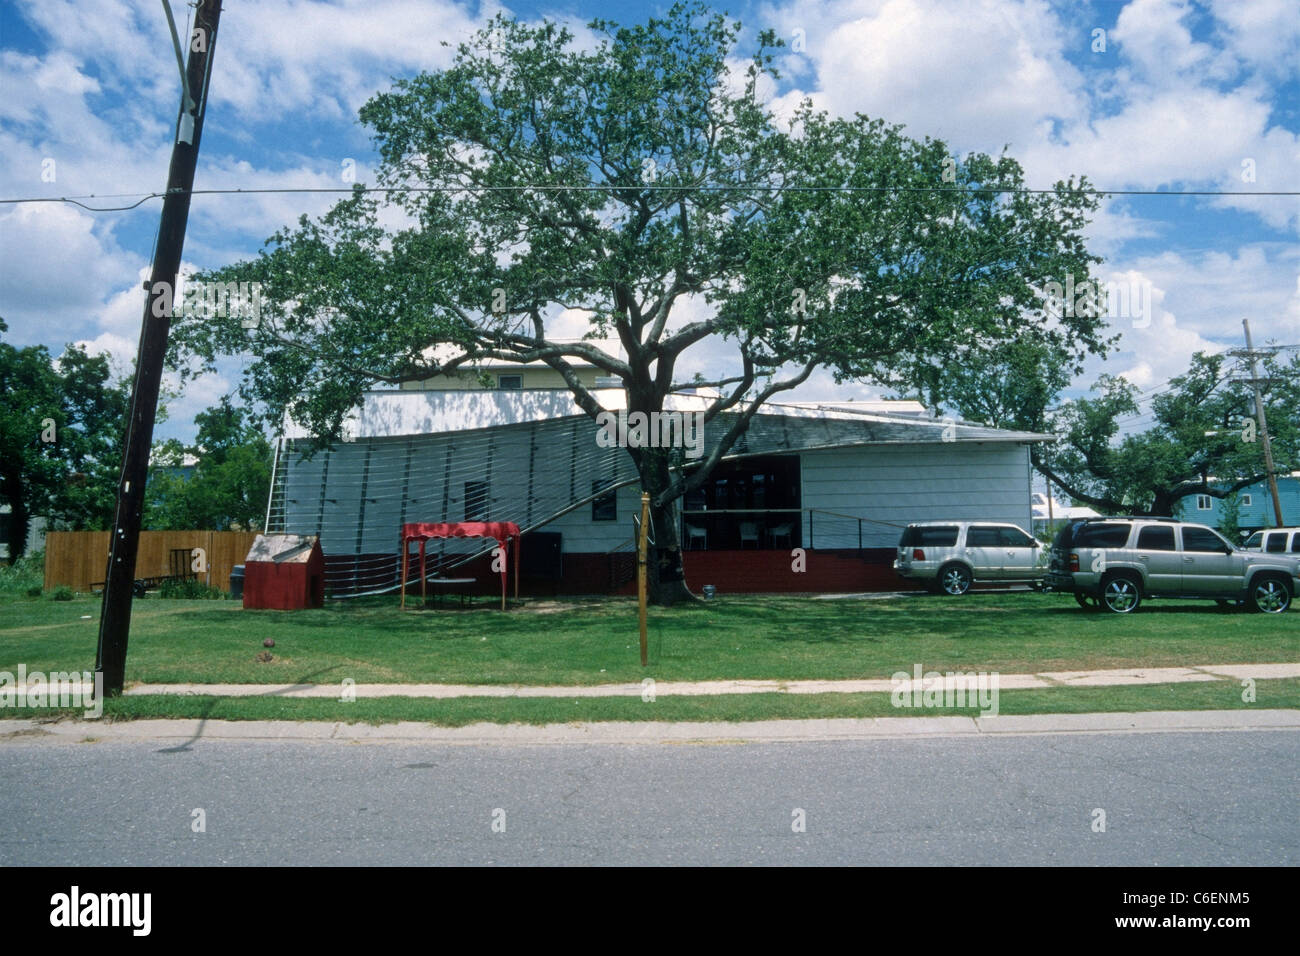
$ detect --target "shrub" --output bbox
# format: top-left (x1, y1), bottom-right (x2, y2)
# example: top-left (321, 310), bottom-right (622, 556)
top-left (158, 577), bottom-right (227, 600)
top-left (50, 585), bottom-right (74, 601)
top-left (26, 585), bottom-right (42, 598)
top-left (0, 550), bottom-right (44, 595)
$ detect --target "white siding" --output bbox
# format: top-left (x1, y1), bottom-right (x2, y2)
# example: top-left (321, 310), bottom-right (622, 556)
top-left (800, 442), bottom-right (1034, 548)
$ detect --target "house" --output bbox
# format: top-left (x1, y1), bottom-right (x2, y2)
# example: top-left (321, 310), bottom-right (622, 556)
top-left (1174, 474), bottom-right (1300, 535)
top-left (264, 382), bottom-right (1053, 597)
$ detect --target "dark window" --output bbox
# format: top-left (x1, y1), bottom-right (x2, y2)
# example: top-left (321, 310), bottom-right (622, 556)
top-left (967, 526), bottom-right (1002, 548)
top-left (900, 525), bottom-right (959, 548)
top-left (498, 374), bottom-right (522, 389)
top-left (1182, 526), bottom-right (1228, 552)
top-left (1074, 523), bottom-right (1132, 548)
top-left (1244, 532), bottom-right (1264, 550)
top-left (1265, 532), bottom-right (1287, 553)
top-left (999, 527), bottom-right (1037, 548)
top-left (1136, 526), bottom-right (1176, 551)
top-left (1291, 533), bottom-right (1300, 554)
top-left (464, 481), bottom-right (489, 521)
top-left (591, 479), bottom-right (616, 522)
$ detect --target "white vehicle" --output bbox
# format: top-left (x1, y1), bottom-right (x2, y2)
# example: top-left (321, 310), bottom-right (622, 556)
top-left (894, 521), bottom-right (1047, 596)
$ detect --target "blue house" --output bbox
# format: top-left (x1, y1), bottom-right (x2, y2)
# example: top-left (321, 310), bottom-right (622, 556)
top-left (1175, 474), bottom-right (1300, 535)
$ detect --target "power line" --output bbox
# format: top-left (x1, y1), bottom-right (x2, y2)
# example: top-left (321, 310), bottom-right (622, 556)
top-left (4, 183), bottom-right (1300, 214)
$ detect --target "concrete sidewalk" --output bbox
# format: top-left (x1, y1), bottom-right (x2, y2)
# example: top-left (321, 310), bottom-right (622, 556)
top-left (2, 709), bottom-right (1298, 746)
top-left (115, 661), bottom-right (1300, 699)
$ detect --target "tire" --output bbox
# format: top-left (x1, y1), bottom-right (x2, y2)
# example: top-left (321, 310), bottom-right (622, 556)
top-left (1074, 592), bottom-right (1096, 609)
top-left (937, 563), bottom-right (973, 596)
top-left (1100, 574), bottom-right (1141, 613)
top-left (1247, 576), bottom-right (1292, 614)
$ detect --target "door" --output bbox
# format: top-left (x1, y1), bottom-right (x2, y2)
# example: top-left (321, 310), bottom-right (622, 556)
top-left (964, 525), bottom-right (1005, 580)
top-left (998, 525), bottom-right (1041, 580)
top-left (1179, 526), bottom-right (1243, 596)
top-left (1134, 524), bottom-right (1179, 594)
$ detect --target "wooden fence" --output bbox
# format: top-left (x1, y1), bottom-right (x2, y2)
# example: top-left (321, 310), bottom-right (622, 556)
top-left (44, 531), bottom-right (260, 594)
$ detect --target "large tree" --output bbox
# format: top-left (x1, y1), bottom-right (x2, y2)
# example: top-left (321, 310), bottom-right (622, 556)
top-left (1036, 350), bottom-right (1300, 516)
top-left (169, 3), bottom-right (1111, 603)
top-left (0, 319), bottom-right (130, 559)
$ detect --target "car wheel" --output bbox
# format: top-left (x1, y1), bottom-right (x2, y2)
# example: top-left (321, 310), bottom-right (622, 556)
top-left (1074, 592), bottom-right (1096, 610)
top-left (938, 564), bottom-right (972, 596)
top-left (1100, 574), bottom-right (1141, 613)
top-left (1248, 576), bottom-right (1292, 614)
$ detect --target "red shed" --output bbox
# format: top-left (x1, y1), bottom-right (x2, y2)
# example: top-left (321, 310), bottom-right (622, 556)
top-left (243, 534), bottom-right (325, 610)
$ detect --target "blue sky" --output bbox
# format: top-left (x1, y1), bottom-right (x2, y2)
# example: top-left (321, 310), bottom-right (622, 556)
top-left (1, 0), bottom-right (1297, 443)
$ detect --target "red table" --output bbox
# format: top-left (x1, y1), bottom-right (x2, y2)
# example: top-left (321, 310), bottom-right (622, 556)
top-left (400, 522), bottom-right (521, 610)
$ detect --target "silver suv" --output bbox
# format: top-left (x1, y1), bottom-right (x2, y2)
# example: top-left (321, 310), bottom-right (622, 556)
top-left (1044, 517), bottom-right (1299, 613)
top-left (895, 521), bottom-right (1046, 595)
top-left (1242, 527), bottom-right (1300, 554)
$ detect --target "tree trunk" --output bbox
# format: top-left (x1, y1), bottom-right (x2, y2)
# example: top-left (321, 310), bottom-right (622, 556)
top-left (638, 450), bottom-right (697, 607)
top-left (1, 471), bottom-right (29, 564)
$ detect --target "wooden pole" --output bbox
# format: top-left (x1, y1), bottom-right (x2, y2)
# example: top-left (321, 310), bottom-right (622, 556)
top-left (96, 0), bottom-right (222, 695)
top-left (637, 492), bottom-right (650, 667)
top-left (1242, 319), bottom-right (1285, 527)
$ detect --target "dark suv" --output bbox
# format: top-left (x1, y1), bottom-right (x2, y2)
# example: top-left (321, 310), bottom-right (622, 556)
top-left (1044, 517), bottom-right (1299, 613)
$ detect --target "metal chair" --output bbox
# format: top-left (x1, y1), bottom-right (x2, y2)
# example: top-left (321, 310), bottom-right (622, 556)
top-left (739, 521), bottom-right (760, 549)
top-left (769, 522), bottom-right (794, 548)
top-left (685, 523), bottom-right (708, 551)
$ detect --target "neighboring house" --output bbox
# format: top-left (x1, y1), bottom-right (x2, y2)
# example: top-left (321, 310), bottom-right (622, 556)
top-left (264, 385), bottom-right (1053, 596)
top-left (1174, 474), bottom-right (1300, 534)
top-left (0, 508), bottom-right (46, 561)
top-left (1030, 492), bottom-right (1100, 534)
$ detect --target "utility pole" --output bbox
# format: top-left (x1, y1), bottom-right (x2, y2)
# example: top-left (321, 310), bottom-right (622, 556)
top-left (96, 0), bottom-right (222, 695)
top-left (1235, 319), bottom-right (1285, 528)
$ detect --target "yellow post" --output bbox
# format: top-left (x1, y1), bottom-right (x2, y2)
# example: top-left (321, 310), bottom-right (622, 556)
top-left (637, 492), bottom-right (650, 667)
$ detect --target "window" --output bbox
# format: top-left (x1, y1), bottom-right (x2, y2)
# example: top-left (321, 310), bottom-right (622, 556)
top-left (1136, 526), bottom-right (1176, 551)
top-left (998, 527), bottom-right (1038, 548)
top-left (1244, 532), bottom-right (1264, 550)
top-left (966, 526), bottom-right (1002, 548)
top-left (1196, 495), bottom-right (1212, 510)
top-left (899, 525), bottom-right (959, 548)
top-left (1182, 526), bottom-right (1229, 552)
top-left (498, 374), bottom-right (522, 389)
top-left (463, 481), bottom-right (489, 521)
top-left (1265, 533), bottom-right (1287, 553)
top-left (1074, 523), bottom-right (1132, 548)
top-left (591, 479), bottom-right (616, 522)
top-left (1291, 533), bottom-right (1300, 554)
top-left (1241, 495), bottom-right (1252, 508)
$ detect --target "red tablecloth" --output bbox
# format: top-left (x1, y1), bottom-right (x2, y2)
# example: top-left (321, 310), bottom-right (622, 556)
top-left (400, 522), bottom-right (521, 609)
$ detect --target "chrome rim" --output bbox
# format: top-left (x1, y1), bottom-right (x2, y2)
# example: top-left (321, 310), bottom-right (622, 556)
top-left (1103, 578), bottom-right (1138, 612)
top-left (1254, 580), bottom-right (1289, 613)
top-left (941, 568), bottom-right (970, 595)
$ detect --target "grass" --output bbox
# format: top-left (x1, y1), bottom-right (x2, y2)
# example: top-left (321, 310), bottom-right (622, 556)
top-left (7, 679), bottom-right (1298, 726)
top-left (0, 589), bottom-right (1296, 689)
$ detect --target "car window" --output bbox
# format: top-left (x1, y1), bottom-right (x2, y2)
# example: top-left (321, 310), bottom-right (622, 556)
top-left (900, 525), bottom-right (959, 548)
top-left (999, 527), bottom-right (1037, 548)
top-left (1181, 526), bottom-right (1230, 552)
top-left (1244, 532), bottom-right (1264, 550)
top-left (1292, 533), bottom-right (1300, 554)
top-left (967, 526), bottom-right (1002, 548)
top-left (1265, 533), bottom-right (1287, 553)
top-left (1136, 526), bottom-right (1176, 551)
top-left (1074, 523), bottom-right (1131, 548)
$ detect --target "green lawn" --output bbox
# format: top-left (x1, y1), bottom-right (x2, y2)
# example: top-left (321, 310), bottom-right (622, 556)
top-left (9, 679), bottom-right (1299, 726)
top-left (1, 589), bottom-right (1296, 689)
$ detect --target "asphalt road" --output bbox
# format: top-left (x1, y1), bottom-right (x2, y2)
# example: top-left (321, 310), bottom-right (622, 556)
top-left (1, 730), bottom-right (1295, 865)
